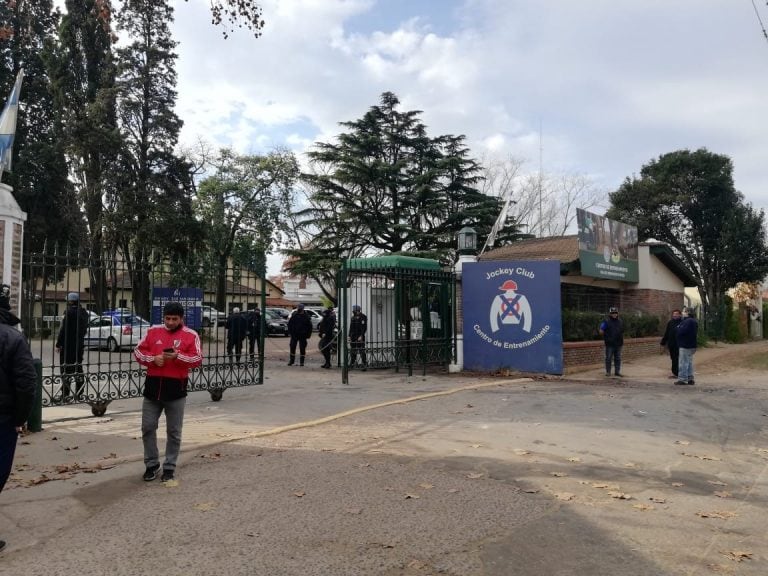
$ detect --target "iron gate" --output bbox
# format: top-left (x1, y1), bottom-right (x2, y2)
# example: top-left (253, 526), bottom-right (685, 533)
top-left (23, 247), bottom-right (266, 416)
top-left (338, 256), bottom-right (455, 384)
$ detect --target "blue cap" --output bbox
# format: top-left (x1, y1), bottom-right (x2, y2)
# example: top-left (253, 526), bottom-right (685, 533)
top-left (297, 303), bottom-right (305, 310)
top-left (67, 292), bottom-right (80, 302)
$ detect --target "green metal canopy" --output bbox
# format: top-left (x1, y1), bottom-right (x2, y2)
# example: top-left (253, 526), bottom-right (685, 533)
top-left (343, 255), bottom-right (442, 271)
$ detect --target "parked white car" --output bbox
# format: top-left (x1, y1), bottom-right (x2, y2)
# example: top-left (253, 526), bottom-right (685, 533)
top-left (84, 312), bottom-right (151, 352)
top-left (201, 306), bottom-right (226, 327)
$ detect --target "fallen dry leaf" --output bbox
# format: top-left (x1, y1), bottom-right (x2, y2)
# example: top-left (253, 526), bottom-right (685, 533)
top-left (681, 452), bottom-right (722, 461)
top-left (568, 457), bottom-right (582, 463)
top-left (632, 503), bottom-right (654, 511)
top-left (469, 444), bottom-right (483, 449)
top-left (513, 449), bottom-right (530, 456)
top-left (674, 440), bottom-right (691, 445)
top-left (194, 502), bottom-right (216, 511)
top-left (447, 488), bottom-right (460, 493)
top-left (591, 483), bottom-right (610, 489)
top-left (708, 480), bottom-right (728, 487)
top-left (696, 511), bottom-right (737, 519)
top-left (623, 462), bottom-right (637, 468)
top-left (29, 474), bottom-right (53, 486)
top-left (466, 472), bottom-right (484, 479)
top-left (550, 472), bottom-right (568, 477)
top-left (714, 491), bottom-right (732, 498)
top-left (404, 493), bottom-right (420, 500)
top-left (721, 550), bottom-right (753, 562)
top-left (608, 491), bottom-right (632, 500)
top-left (671, 482), bottom-right (684, 487)
top-left (64, 446), bottom-right (79, 451)
top-left (554, 492), bottom-right (575, 501)
top-left (293, 491), bottom-right (306, 498)
top-left (649, 497), bottom-right (667, 504)
top-left (163, 479), bottom-right (179, 488)
top-left (418, 483), bottom-right (434, 490)
top-left (523, 489), bottom-right (539, 494)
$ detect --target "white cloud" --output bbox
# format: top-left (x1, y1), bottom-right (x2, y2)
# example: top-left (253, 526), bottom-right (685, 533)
top-left (161, 0), bottom-right (768, 272)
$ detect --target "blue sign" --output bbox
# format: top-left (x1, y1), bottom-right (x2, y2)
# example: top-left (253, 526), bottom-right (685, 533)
top-left (151, 287), bottom-right (203, 329)
top-left (463, 260), bottom-right (563, 374)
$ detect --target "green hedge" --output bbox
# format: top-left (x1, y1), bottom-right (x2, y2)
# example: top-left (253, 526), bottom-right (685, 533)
top-left (562, 309), bottom-right (660, 342)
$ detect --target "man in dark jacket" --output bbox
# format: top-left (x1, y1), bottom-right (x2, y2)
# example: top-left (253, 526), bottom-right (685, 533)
top-left (55, 292), bottom-right (90, 400)
top-left (246, 306), bottom-right (262, 359)
top-left (598, 306), bottom-right (624, 377)
top-left (675, 308), bottom-right (698, 386)
top-left (660, 309), bottom-right (682, 379)
top-left (287, 303), bottom-right (313, 366)
top-left (225, 307), bottom-right (249, 364)
top-left (0, 284), bottom-right (36, 551)
top-left (349, 304), bottom-right (368, 371)
top-left (318, 307), bottom-right (336, 369)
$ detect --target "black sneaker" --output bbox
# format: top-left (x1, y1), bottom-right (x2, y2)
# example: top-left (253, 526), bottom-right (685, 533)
top-left (143, 464), bottom-right (160, 482)
top-left (161, 469), bottom-right (175, 482)
top-left (0, 540), bottom-right (6, 552)
top-left (688, 379), bottom-right (695, 385)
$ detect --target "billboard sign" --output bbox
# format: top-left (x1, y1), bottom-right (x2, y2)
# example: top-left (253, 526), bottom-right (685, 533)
top-left (576, 208), bottom-right (638, 283)
top-left (462, 260), bottom-right (563, 374)
top-left (151, 287), bottom-right (203, 329)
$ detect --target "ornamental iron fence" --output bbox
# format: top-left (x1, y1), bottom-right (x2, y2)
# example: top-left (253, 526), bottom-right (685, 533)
top-left (338, 256), bottom-right (455, 384)
top-left (22, 247), bottom-right (266, 416)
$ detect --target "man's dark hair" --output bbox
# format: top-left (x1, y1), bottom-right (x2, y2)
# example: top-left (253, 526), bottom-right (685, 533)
top-left (163, 302), bottom-right (184, 317)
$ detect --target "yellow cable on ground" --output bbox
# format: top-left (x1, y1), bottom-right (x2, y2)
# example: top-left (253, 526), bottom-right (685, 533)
top-left (226, 377), bottom-right (532, 441)
top-left (77, 377), bottom-right (532, 468)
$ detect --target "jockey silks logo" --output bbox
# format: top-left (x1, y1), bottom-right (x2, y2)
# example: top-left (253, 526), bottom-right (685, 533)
top-left (490, 279), bottom-right (532, 333)
top-left (472, 267), bottom-right (551, 351)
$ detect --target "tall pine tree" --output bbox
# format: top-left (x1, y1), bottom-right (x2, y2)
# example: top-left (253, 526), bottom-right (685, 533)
top-left (0, 0), bottom-right (84, 251)
top-left (112, 0), bottom-right (202, 317)
top-left (291, 92), bottom-right (514, 298)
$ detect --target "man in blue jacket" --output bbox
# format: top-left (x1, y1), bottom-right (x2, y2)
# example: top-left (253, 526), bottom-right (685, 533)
top-left (675, 308), bottom-right (698, 385)
top-left (599, 306), bottom-right (624, 377)
top-left (0, 284), bottom-right (36, 551)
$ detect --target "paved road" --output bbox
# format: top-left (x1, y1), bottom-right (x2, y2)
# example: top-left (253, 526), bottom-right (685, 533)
top-left (1, 341), bottom-right (766, 575)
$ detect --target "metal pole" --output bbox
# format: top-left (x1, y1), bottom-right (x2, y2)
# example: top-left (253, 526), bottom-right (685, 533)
top-left (27, 358), bottom-right (43, 432)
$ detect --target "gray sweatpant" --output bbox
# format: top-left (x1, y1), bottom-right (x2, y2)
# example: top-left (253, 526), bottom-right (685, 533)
top-left (142, 396), bottom-right (186, 471)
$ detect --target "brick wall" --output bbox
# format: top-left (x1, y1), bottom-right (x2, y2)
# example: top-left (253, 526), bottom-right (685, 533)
top-left (563, 337), bottom-right (659, 370)
top-left (621, 289), bottom-right (684, 319)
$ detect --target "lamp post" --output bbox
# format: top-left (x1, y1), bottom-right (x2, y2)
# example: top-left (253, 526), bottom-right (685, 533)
top-left (457, 226), bottom-right (477, 256)
top-left (450, 227), bottom-right (477, 373)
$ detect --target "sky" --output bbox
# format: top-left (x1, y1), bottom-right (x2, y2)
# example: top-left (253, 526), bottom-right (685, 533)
top-left (60, 1), bottom-right (768, 274)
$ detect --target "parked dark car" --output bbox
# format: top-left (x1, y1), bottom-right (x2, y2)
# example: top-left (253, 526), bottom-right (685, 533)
top-left (264, 309), bottom-right (289, 336)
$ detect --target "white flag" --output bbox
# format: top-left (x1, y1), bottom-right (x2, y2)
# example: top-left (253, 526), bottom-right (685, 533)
top-left (0, 69), bottom-right (24, 176)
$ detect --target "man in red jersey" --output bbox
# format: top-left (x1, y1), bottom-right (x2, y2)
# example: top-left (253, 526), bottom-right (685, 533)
top-left (134, 302), bottom-right (202, 483)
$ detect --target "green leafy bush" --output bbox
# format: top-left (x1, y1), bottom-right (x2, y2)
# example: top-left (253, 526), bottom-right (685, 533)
top-left (562, 309), bottom-right (660, 342)
top-left (723, 295), bottom-right (745, 343)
